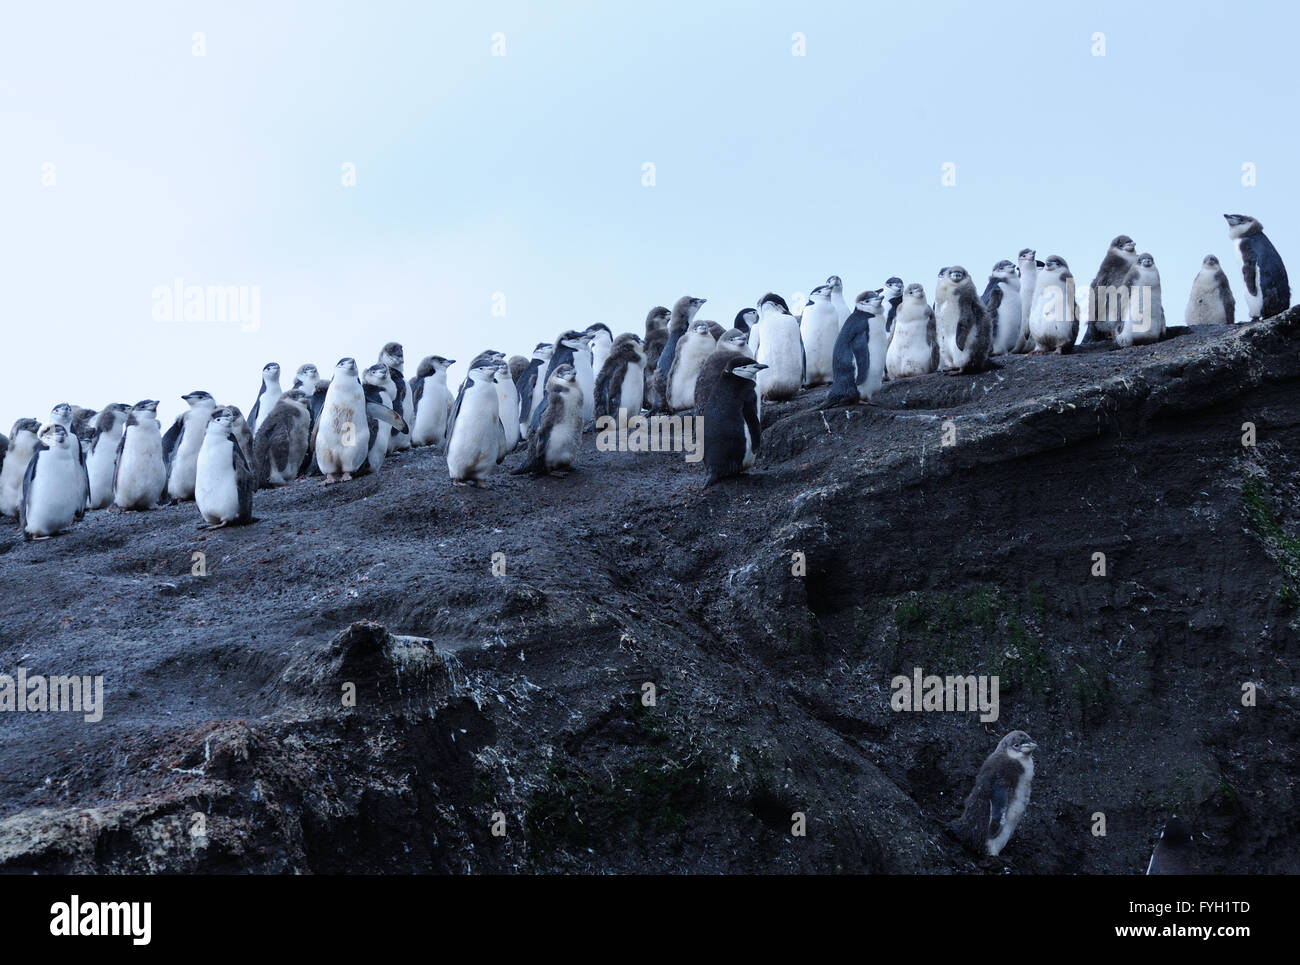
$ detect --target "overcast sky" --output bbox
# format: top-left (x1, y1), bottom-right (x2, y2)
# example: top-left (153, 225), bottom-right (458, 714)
top-left (3, 0), bottom-right (1295, 427)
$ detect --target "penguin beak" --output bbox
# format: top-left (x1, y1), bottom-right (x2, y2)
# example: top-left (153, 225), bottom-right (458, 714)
top-left (1022, 742), bottom-right (1038, 754)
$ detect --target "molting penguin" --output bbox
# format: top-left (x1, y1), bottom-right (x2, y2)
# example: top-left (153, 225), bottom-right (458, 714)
top-left (46, 404), bottom-right (89, 510)
top-left (693, 327), bottom-right (751, 415)
top-left (493, 360), bottom-right (522, 455)
top-left (1225, 213), bottom-right (1290, 320)
top-left (1013, 249), bottom-right (1042, 353)
top-left (585, 324), bottom-right (614, 389)
top-left (981, 260), bottom-right (1023, 356)
top-left (292, 363), bottom-right (324, 396)
top-left (163, 390), bottom-right (218, 501)
top-left (1085, 235), bottom-right (1137, 343)
top-left (379, 342), bottom-right (413, 453)
top-left (20, 424), bottom-right (86, 539)
top-left (314, 358), bottom-right (370, 484)
top-left (643, 305), bottom-right (672, 371)
top-left (749, 292), bottom-right (803, 402)
top-left (530, 333), bottom-right (590, 433)
top-left (1184, 255), bottom-right (1236, 326)
top-left (446, 362), bottom-right (507, 486)
top-left (362, 363), bottom-right (399, 473)
top-left (411, 356), bottom-right (456, 448)
top-left (507, 354), bottom-right (530, 386)
top-left (253, 389), bottom-right (312, 488)
top-left (1115, 252), bottom-right (1165, 347)
top-left (935, 266), bottom-right (994, 374)
top-left (113, 401), bottom-right (167, 510)
top-left (666, 320), bottom-right (717, 412)
top-left (884, 284), bottom-right (939, 379)
top-left (247, 362), bottom-right (282, 434)
top-left (195, 407), bottom-right (256, 528)
top-left (86, 403), bottom-right (131, 510)
top-left (513, 363), bottom-right (583, 476)
top-left (822, 289), bottom-right (887, 407)
top-left (1027, 255), bottom-right (1079, 354)
top-left (652, 295), bottom-right (707, 413)
top-left (825, 275), bottom-right (851, 325)
top-left (702, 356), bottom-right (765, 487)
top-left (0, 420), bottom-right (42, 518)
top-left (594, 333), bottom-right (647, 421)
top-left (800, 284), bottom-right (840, 386)
top-left (949, 730), bottom-right (1038, 857)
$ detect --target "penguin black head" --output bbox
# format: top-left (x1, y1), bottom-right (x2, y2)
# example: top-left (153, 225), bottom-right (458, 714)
top-left (825, 275), bottom-right (843, 290)
top-left (734, 307), bottom-right (758, 331)
top-left (672, 295), bottom-right (707, 320)
top-left (262, 362), bottom-right (280, 375)
top-left (1224, 213), bottom-right (1262, 237)
top-left (1017, 248), bottom-right (1036, 262)
top-left (854, 290), bottom-right (884, 312)
top-left (757, 292), bottom-right (790, 314)
top-left (990, 259), bottom-right (1016, 276)
top-left (645, 306), bottom-right (671, 331)
top-left (720, 328), bottom-right (749, 349)
top-left (1043, 255), bottom-right (1068, 272)
top-left (131, 400), bottom-right (159, 413)
top-left (208, 406), bottom-right (237, 426)
top-left (364, 363), bottom-right (394, 389)
top-left (691, 320), bottom-right (712, 335)
top-left (11, 417), bottom-right (41, 437)
top-left (998, 730), bottom-right (1038, 759)
top-left (182, 390), bottom-right (215, 406)
top-left (584, 323), bottom-right (612, 336)
top-left (808, 284), bottom-right (831, 301)
top-left (1111, 235), bottom-right (1136, 253)
top-left (724, 356), bottom-right (767, 382)
top-left (558, 331), bottom-right (588, 350)
top-left (335, 358), bottom-right (359, 378)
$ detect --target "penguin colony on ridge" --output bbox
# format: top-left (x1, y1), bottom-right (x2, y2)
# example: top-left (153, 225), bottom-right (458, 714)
top-left (0, 215), bottom-right (1282, 870)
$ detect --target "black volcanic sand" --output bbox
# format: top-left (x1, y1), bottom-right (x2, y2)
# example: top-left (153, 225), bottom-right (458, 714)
top-left (0, 314), bottom-right (1296, 873)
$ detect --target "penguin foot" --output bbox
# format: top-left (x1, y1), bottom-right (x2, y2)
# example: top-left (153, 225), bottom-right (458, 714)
top-left (341, 472), bottom-right (354, 482)
top-left (323, 474), bottom-right (339, 485)
top-left (29, 535), bottom-right (52, 542)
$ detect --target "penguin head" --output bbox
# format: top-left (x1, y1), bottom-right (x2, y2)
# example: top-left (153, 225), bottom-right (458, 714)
top-left (533, 344), bottom-right (554, 361)
top-left (1136, 252), bottom-right (1156, 269)
top-left (998, 730), bottom-right (1038, 760)
top-left (1042, 255), bottom-right (1068, 273)
top-left (282, 389), bottom-right (312, 409)
top-left (673, 295), bottom-right (707, 321)
top-left (645, 306), bottom-right (671, 330)
top-left (296, 364), bottom-right (320, 382)
top-left (854, 290), bottom-right (884, 313)
top-left (468, 362), bottom-right (499, 383)
top-left (990, 260), bottom-right (1016, 281)
top-left (549, 363), bottom-right (578, 388)
top-left (757, 292), bottom-right (790, 314)
top-left (735, 308), bottom-right (758, 329)
top-left (183, 390), bottom-right (215, 408)
top-left (1224, 213), bottom-right (1261, 238)
top-left (208, 406), bottom-right (237, 430)
top-left (1201, 254), bottom-right (1221, 269)
top-left (380, 342), bottom-right (405, 370)
top-left (903, 283), bottom-right (927, 304)
top-left (725, 356), bottom-right (767, 382)
top-left (720, 328), bottom-right (749, 350)
top-left (334, 358), bottom-right (359, 379)
top-left (262, 362), bottom-right (281, 379)
top-left (691, 320), bottom-right (713, 335)
top-left (808, 285), bottom-right (831, 303)
top-left (559, 331), bottom-right (588, 350)
top-left (131, 400), bottom-right (159, 414)
top-left (364, 363), bottom-right (395, 392)
top-left (584, 323), bottom-right (612, 339)
top-left (884, 277), bottom-right (904, 296)
top-left (945, 266), bottom-right (969, 284)
top-left (38, 424), bottom-right (69, 449)
top-left (1111, 235), bottom-right (1136, 254)
top-left (11, 417), bottom-right (41, 439)
top-left (1016, 248), bottom-right (1037, 268)
top-left (825, 275), bottom-right (843, 292)
top-left (48, 403), bottom-right (73, 426)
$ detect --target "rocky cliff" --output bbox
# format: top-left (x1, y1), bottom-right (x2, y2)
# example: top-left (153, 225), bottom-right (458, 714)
top-left (1, 312), bottom-right (1297, 873)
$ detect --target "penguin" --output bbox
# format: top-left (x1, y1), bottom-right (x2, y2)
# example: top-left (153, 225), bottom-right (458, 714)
top-left (507, 354), bottom-right (530, 386)
top-left (225, 406), bottom-right (255, 466)
top-left (446, 362), bottom-right (507, 486)
top-left (800, 284), bottom-right (840, 386)
top-left (568, 331), bottom-right (597, 426)
top-left (643, 305), bottom-right (672, 372)
top-left (493, 360), bottom-right (522, 455)
top-left (594, 333), bottom-right (647, 421)
top-left (881, 277), bottom-right (905, 335)
top-left (19, 424), bottom-right (86, 539)
top-left (1027, 255), bottom-right (1079, 354)
top-left (981, 260), bottom-right (1023, 356)
top-left (0, 419), bottom-right (41, 518)
top-left (652, 295), bottom-right (707, 413)
top-left (253, 389), bottom-right (312, 488)
top-left (1146, 816), bottom-right (1196, 875)
top-left (314, 358), bottom-right (371, 484)
top-left (733, 307), bottom-right (758, 335)
top-left (1115, 252), bottom-right (1165, 347)
top-left (410, 356), bottom-right (456, 448)
top-left (950, 730), bottom-right (1038, 857)
top-left (936, 266), bottom-right (994, 374)
top-left (822, 289), bottom-right (887, 407)
top-left (292, 363), bottom-right (324, 396)
top-left (1225, 213), bottom-right (1291, 320)
top-left (666, 320), bottom-right (718, 412)
top-left (162, 390), bottom-right (217, 501)
top-left (516, 343), bottom-right (553, 434)
top-left (46, 403), bottom-right (90, 510)
top-left (1184, 255), bottom-right (1236, 326)
top-left (529, 333), bottom-right (590, 433)
top-left (701, 356), bottom-right (766, 487)
top-left (512, 363), bottom-right (583, 476)
top-left (247, 362), bottom-right (282, 434)
top-left (884, 283), bottom-right (940, 379)
top-left (1085, 235), bottom-right (1138, 342)
top-left (586, 323), bottom-right (614, 389)
top-left (68, 406), bottom-right (97, 447)
top-left (379, 342), bottom-right (413, 453)
top-left (195, 407), bottom-right (256, 529)
top-left (86, 403), bottom-right (130, 510)
top-left (693, 327), bottom-right (751, 415)
top-left (1013, 248), bottom-right (1042, 353)
top-left (749, 292), bottom-right (803, 402)
top-left (113, 401), bottom-right (167, 510)
top-left (825, 275), bottom-right (852, 326)
top-left (362, 363), bottom-right (399, 473)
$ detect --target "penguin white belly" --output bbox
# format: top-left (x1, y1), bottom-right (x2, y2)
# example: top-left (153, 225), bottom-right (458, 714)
top-left (545, 420), bottom-right (579, 470)
top-left (196, 435), bottom-right (240, 524)
top-left (741, 420), bottom-right (756, 470)
top-left (368, 407), bottom-right (394, 471)
top-left (885, 322), bottom-right (932, 379)
top-left (1245, 260), bottom-right (1264, 318)
top-left (167, 422), bottom-right (207, 499)
top-left (24, 453), bottom-right (81, 536)
top-left (619, 363), bottom-right (645, 415)
top-left (992, 290), bottom-right (1022, 355)
top-left (446, 390), bottom-right (500, 481)
top-left (801, 311), bottom-right (839, 385)
top-left (987, 757), bottom-right (1033, 856)
top-left (669, 344), bottom-right (710, 411)
top-left (496, 382), bottom-right (521, 452)
top-left (253, 386), bottom-right (281, 433)
top-left (862, 323), bottom-right (888, 398)
top-left (1029, 284), bottom-right (1072, 349)
top-left (1185, 277), bottom-right (1226, 325)
top-left (574, 355), bottom-right (595, 423)
top-left (936, 300), bottom-right (961, 369)
top-left (0, 447), bottom-right (34, 517)
top-left (413, 386), bottom-right (451, 447)
top-left (317, 401), bottom-right (369, 474)
top-left (86, 440), bottom-right (119, 509)
top-left (1017, 274), bottom-right (1037, 351)
top-left (116, 432), bottom-right (165, 507)
top-left (755, 320), bottom-right (802, 401)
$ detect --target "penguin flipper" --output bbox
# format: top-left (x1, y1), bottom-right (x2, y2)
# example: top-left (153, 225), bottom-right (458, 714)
top-left (446, 378), bottom-right (470, 449)
top-left (1240, 241), bottom-right (1259, 300)
top-left (232, 432), bottom-right (255, 520)
top-left (411, 375), bottom-right (424, 413)
top-left (365, 402), bottom-right (406, 431)
top-left (161, 416), bottom-right (183, 471)
top-left (19, 446), bottom-right (43, 530)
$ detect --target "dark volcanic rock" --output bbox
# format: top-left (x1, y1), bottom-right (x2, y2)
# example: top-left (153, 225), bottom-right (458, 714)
top-left (0, 313), bottom-right (1298, 873)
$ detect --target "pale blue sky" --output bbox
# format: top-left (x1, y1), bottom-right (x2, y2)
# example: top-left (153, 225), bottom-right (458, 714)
top-left (2, 0), bottom-right (1295, 425)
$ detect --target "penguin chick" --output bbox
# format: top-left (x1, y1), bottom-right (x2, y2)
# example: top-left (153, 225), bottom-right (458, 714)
top-left (652, 295), bottom-right (707, 413)
top-left (163, 390), bottom-right (218, 501)
top-left (513, 363), bottom-right (583, 476)
top-left (935, 266), bottom-right (994, 374)
top-left (732, 307), bottom-right (758, 335)
top-left (253, 389), bottom-right (312, 488)
top-left (446, 362), bottom-right (506, 486)
top-left (594, 333), bottom-right (647, 421)
top-left (1013, 249), bottom-right (1042, 353)
top-left (822, 289), bottom-right (887, 407)
top-left (411, 355), bottom-right (456, 448)
top-left (950, 730), bottom-right (1038, 857)
top-left (981, 260), bottom-right (1023, 356)
top-left (749, 292), bottom-right (803, 402)
top-left (1, 420), bottom-right (42, 517)
top-left (1184, 255), bottom-right (1236, 326)
top-left (884, 284), bottom-right (939, 379)
top-left (693, 327), bottom-right (751, 415)
top-left (666, 320), bottom-right (718, 412)
top-left (702, 356), bottom-right (766, 486)
top-left (195, 406), bottom-right (255, 528)
top-left (20, 424), bottom-right (86, 540)
top-left (1085, 235), bottom-right (1137, 342)
top-left (1115, 252), bottom-right (1165, 347)
top-left (1028, 255), bottom-right (1079, 354)
top-left (1225, 213), bottom-right (1290, 320)
top-left (113, 401), bottom-right (167, 510)
top-left (314, 358), bottom-right (370, 484)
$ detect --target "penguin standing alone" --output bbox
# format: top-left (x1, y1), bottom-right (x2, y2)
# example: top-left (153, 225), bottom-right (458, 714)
top-left (950, 730), bottom-right (1038, 857)
top-left (1225, 213), bottom-right (1290, 320)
